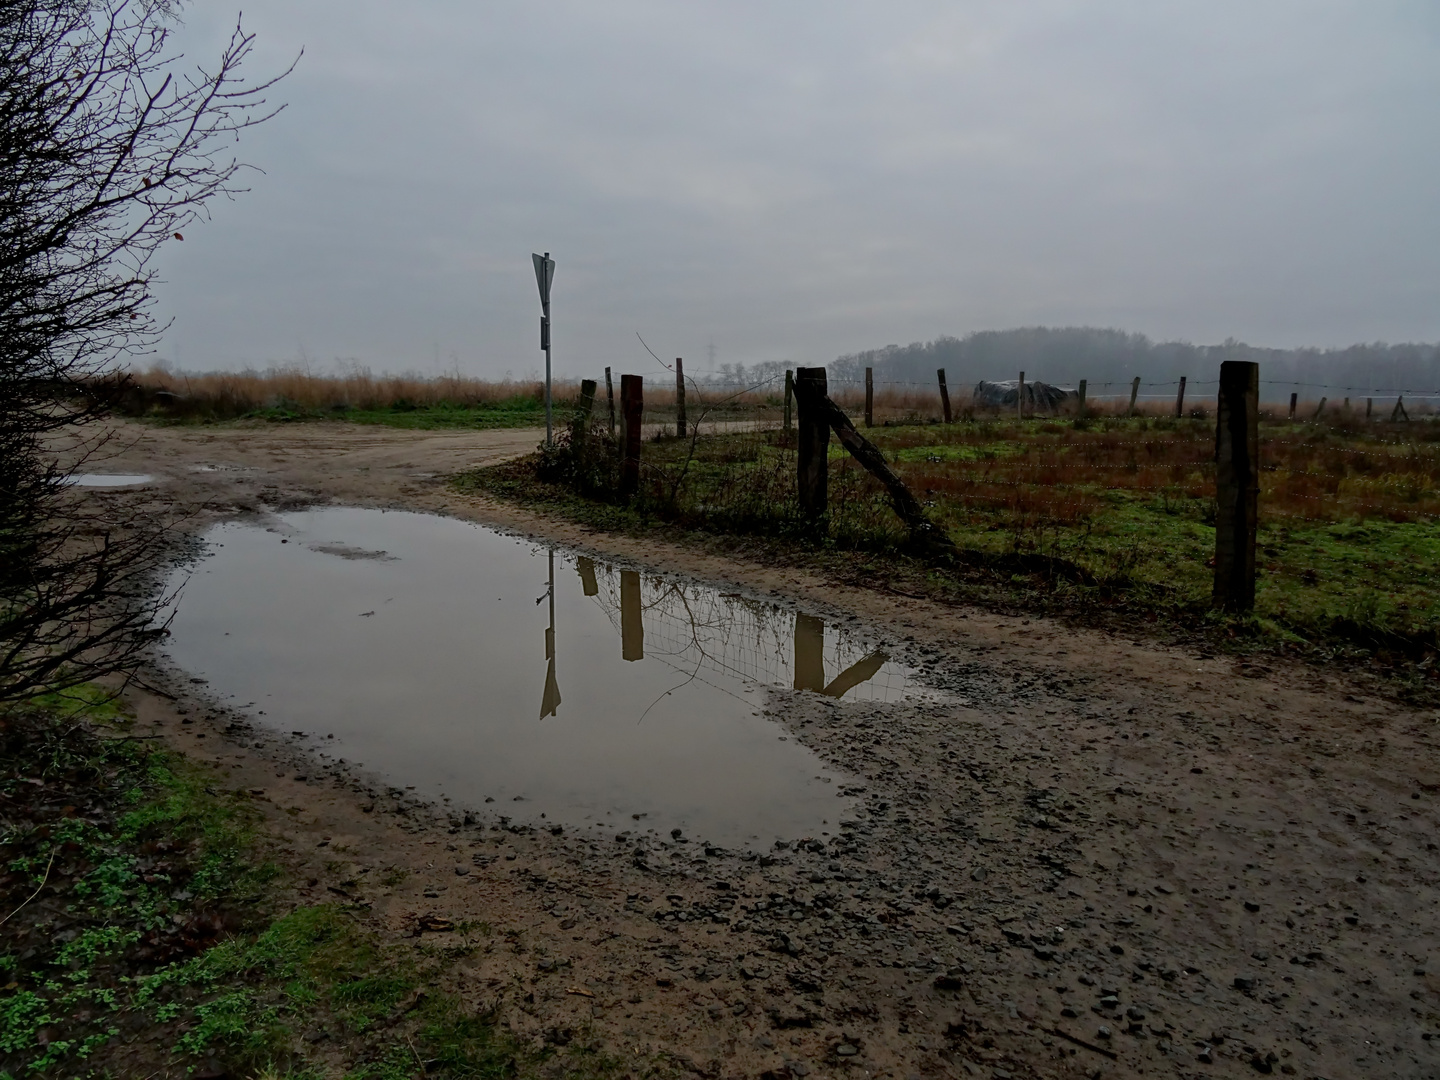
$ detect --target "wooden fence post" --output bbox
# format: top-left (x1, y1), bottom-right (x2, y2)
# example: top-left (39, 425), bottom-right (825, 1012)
top-left (1366, 397), bottom-right (1373, 420)
top-left (784, 370), bottom-right (794, 433)
top-left (1018, 371), bottom-right (1026, 420)
top-left (1128, 376), bottom-right (1140, 416)
top-left (938, 369), bottom-right (952, 423)
top-left (864, 367), bottom-right (874, 428)
top-left (1312, 396), bottom-right (1327, 421)
top-left (1077, 379), bottom-right (1087, 416)
top-left (1392, 394), bottom-right (1409, 422)
top-left (794, 367), bottom-right (830, 524)
top-left (1175, 376), bottom-right (1187, 418)
top-left (605, 367), bottom-right (615, 437)
top-left (1288, 392), bottom-right (1297, 421)
top-left (675, 358), bottom-right (686, 438)
top-left (571, 378), bottom-right (597, 469)
top-left (1214, 360), bottom-right (1259, 612)
top-left (619, 374), bottom-right (643, 496)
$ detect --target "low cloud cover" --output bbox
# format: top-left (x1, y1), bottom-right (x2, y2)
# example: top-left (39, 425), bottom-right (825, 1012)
top-left (154, 1), bottom-right (1440, 378)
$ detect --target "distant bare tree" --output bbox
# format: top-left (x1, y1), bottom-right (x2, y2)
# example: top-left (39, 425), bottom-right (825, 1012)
top-left (0, 0), bottom-right (294, 701)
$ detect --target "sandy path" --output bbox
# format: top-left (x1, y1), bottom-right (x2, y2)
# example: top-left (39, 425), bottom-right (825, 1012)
top-left (73, 420), bottom-right (1440, 1079)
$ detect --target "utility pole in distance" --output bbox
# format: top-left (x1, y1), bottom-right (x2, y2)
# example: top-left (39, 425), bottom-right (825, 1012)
top-left (532, 251), bottom-right (556, 446)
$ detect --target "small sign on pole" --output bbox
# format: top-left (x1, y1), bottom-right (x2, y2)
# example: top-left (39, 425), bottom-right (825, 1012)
top-left (532, 252), bottom-right (556, 446)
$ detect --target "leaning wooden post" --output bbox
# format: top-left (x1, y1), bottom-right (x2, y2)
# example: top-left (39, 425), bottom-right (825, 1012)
top-left (1288, 392), bottom-right (1297, 421)
top-left (783, 370), bottom-right (794, 433)
top-left (1077, 379), bottom-right (1087, 416)
top-left (605, 367), bottom-right (616, 437)
top-left (1312, 396), bottom-right (1327, 421)
top-left (1214, 360), bottom-right (1259, 612)
top-left (1391, 394), bottom-right (1409, 422)
top-left (1175, 376), bottom-right (1187, 418)
top-left (938, 369), bottom-right (952, 423)
top-left (794, 367), bottom-right (830, 526)
top-left (864, 367), bottom-right (874, 428)
top-left (1017, 371), bottom-right (1026, 420)
top-left (675, 357), bottom-right (686, 438)
top-left (619, 374), bottom-right (643, 496)
top-left (1128, 376), bottom-right (1140, 416)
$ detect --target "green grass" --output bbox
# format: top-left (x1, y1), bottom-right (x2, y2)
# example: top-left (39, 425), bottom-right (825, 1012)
top-left (130, 395), bottom-right (557, 430)
top-left (0, 690), bottom-right (646, 1080)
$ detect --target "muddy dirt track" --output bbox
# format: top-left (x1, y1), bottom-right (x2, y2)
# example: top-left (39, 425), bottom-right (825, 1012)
top-left (66, 421), bottom-right (1440, 1080)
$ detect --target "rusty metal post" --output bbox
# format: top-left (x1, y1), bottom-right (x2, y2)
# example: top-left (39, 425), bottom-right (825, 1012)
top-left (620, 374), bottom-right (643, 496)
top-left (864, 367), bottom-right (874, 428)
top-left (794, 367), bottom-right (830, 525)
top-left (1214, 360), bottom-right (1259, 612)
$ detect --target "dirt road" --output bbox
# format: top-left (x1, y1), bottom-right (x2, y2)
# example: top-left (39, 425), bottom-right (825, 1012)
top-left (75, 420), bottom-right (1440, 1079)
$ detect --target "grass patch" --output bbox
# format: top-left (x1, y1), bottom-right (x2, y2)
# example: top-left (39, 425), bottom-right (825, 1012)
top-left (0, 691), bottom-right (647, 1079)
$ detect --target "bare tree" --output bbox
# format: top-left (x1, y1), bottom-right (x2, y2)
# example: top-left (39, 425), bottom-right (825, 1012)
top-left (0, 0), bottom-right (294, 701)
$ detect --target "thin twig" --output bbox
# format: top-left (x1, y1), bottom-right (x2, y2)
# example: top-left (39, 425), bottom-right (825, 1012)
top-left (0, 848), bottom-right (57, 928)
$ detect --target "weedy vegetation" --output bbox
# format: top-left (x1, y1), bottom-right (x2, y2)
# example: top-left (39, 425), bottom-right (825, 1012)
top-left (460, 407), bottom-right (1440, 691)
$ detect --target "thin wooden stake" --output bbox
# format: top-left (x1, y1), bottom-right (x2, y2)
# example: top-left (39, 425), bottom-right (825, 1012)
top-left (1128, 376), bottom-right (1140, 416)
top-left (1288, 392), bottom-right (1297, 421)
top-left (675, 357), bottom-right (686, 438)
top-left (864, 367), bottom-right (874, 428)
top-left (1018, 371), bottom-right (1026, 420)
top-left (1175, 376), bottom-right (1187, 418)
top-left (784, 370), bottom-right (794, 433)
top-left (938, 368), bottom-right (952, 423)
top-left (605, 367), bottom-right (615, 437)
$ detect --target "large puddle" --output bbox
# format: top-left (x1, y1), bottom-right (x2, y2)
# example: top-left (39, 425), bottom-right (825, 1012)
top-left (163, 508), bottom-right (937, 845)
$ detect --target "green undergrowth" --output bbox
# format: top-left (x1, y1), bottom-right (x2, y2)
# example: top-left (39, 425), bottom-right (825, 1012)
top-left (0, 690), bottom-right (635, 1079)
top-left (456, 420), bottom-right (1440, 696)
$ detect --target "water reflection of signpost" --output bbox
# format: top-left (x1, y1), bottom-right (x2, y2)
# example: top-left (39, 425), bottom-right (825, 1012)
top-left (620, 570), bottom-right (644, 661)
top-left (793, 612), bottom-right (890, 698)
top-left (539, 549), bottom-right (562, 718)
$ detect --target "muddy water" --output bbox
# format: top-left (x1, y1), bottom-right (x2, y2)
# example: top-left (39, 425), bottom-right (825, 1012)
top-left (66, 473), bottom-right (155, 487)
top-left (164, 508), bottom-right (937, 844)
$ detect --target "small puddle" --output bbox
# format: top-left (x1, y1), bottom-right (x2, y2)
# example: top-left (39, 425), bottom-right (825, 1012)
top-left (66, 473), bottom-right (156, 487)
top-left (163, 508), bottom-right (938, 845)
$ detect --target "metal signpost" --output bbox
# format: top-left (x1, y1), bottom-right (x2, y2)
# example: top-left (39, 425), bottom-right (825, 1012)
top-left (532, 251), bottom-right (555, 446)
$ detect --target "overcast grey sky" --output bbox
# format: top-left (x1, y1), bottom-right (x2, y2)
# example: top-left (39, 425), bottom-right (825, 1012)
top-left (154, 1), bottom-right (1440, 378)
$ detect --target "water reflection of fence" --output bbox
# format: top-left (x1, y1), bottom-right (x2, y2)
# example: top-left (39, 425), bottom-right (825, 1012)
top-left (573, 555), bottom-right (919, 704)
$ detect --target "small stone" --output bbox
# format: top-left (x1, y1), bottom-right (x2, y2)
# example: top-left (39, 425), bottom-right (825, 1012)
top-left (1126, 1006), bottom-right (1145, 1021)
top-left (1096, 1025), bottom-right (1111, 1039)
top-left (1244, 901), bottom-right (1260, 913)
top-left (1110, 944), bottom-right (1125, 955)
top-left (1233, 974), bottom-right (1255, 992)
top-left (1197, 1046), bottom-right (1213, 1064)
top-left (835, 1044), bottom-right (858, 1057)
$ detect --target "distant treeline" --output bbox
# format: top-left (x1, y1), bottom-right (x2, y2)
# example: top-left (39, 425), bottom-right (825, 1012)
top-left (825, 328), bottom-right (1440, 401)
